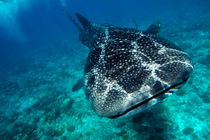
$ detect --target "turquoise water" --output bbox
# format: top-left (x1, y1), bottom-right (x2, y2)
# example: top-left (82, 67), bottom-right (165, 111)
top-left (0, 0), bottom-right (209, 139)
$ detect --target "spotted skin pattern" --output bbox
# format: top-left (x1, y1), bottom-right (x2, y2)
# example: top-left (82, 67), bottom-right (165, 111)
top-left (78, 20), bottom-right (193, 118)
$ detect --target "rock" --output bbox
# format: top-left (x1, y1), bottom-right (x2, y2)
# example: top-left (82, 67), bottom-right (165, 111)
top-left (62, 98), bottom-right (74, 113)
top-left (146, 136), bottom-right (165, 140)
top-left (182, 127), bottom-right (194, 135)
top-left (23, 124), bottom-right (37, 136)
top-left (155, 127), bottom-right (164, 133)
top-left (200, 94), bottom-right (210, 103)
top-left (122, 134), bottom-right (129, 140)
top-left (46, 128), bottom-right (64, 137)
top-left (133, 123), bottom-right (152, 133)
top-left (180, 41), bottom-right (192, 50)
top-left (116, 130), bottom-right (126, 136)
top-left (116, 122), bottom-right (126, 128)
top-left (85, 132), bottom-right (91, 136)
top-left (61, 136), bottom-right (67, 140)
top-left (67, 125), bottom-right (75, 132)
top-left (176, 89), bottom-right (186, 96)
top-left (199, 53), bottom-right (210, 67)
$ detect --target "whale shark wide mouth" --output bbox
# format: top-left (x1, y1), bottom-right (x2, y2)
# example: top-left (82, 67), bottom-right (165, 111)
top-left (108, 79), bottom-right (187, 119)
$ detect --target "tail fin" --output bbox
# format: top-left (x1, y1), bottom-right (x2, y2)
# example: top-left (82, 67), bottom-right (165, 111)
top-left (64, 11), bottom-right (83, 32)
top-left (75, 13), bottom-right (92, 29)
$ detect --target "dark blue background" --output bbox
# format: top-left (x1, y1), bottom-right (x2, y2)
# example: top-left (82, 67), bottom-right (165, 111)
top-left (0, 0), bottom-right (209, 70)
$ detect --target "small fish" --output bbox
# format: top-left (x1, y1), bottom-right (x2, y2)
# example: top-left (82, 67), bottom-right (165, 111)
top-left (69, 13), bottom-right (193, 118)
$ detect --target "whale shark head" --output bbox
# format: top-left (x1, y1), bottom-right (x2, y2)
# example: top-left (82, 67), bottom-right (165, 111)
top-left (69, 13), bottom-right (193, 118)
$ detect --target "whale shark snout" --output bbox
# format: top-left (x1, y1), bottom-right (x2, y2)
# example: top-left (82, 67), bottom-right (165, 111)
top-left (92, 60), bottom-right (192, 119)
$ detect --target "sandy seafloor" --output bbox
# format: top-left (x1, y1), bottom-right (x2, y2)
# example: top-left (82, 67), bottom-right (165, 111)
top-left (0, 7), bottom-right (210, 140)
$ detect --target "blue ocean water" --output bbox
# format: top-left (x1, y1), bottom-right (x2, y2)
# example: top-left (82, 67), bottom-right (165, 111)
top-left (0, 0), bottom-right (209, 139)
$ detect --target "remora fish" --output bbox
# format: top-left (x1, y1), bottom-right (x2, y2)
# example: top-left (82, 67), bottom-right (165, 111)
top-left (68, 13), bottom-right (193, 118)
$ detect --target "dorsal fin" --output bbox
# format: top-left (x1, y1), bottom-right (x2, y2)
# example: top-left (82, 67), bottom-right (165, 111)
top-left (143, 22), bottom-right (161, 35)
top-left (75, 13), bottom-right (92, 30)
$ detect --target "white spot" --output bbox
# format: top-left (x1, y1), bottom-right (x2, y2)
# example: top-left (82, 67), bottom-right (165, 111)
top-left (150, 98), bottom-right (158, 105)
top-left (158, 47), bottom-right (167, 54)
top-left (105, 28), bottom-right (109, 40)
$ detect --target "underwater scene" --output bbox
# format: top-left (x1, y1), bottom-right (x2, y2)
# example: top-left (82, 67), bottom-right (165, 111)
top-left (0, 0), bottom-right (210, 139)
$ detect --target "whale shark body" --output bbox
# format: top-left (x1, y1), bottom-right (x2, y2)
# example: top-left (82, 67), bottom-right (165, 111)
top-left (69, 13), bottom-right (193, 118)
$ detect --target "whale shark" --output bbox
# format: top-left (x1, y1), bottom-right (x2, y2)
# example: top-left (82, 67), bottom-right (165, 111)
top-left (69, 13), bottom-right (193, 118)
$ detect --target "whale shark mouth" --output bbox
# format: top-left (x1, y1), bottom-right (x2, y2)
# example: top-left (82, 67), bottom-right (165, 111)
top-left (108, 79), bottom-right (187, 119)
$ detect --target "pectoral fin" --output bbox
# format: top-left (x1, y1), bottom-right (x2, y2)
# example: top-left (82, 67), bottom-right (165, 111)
top-left (72, 78), bottom-right (84, 92)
